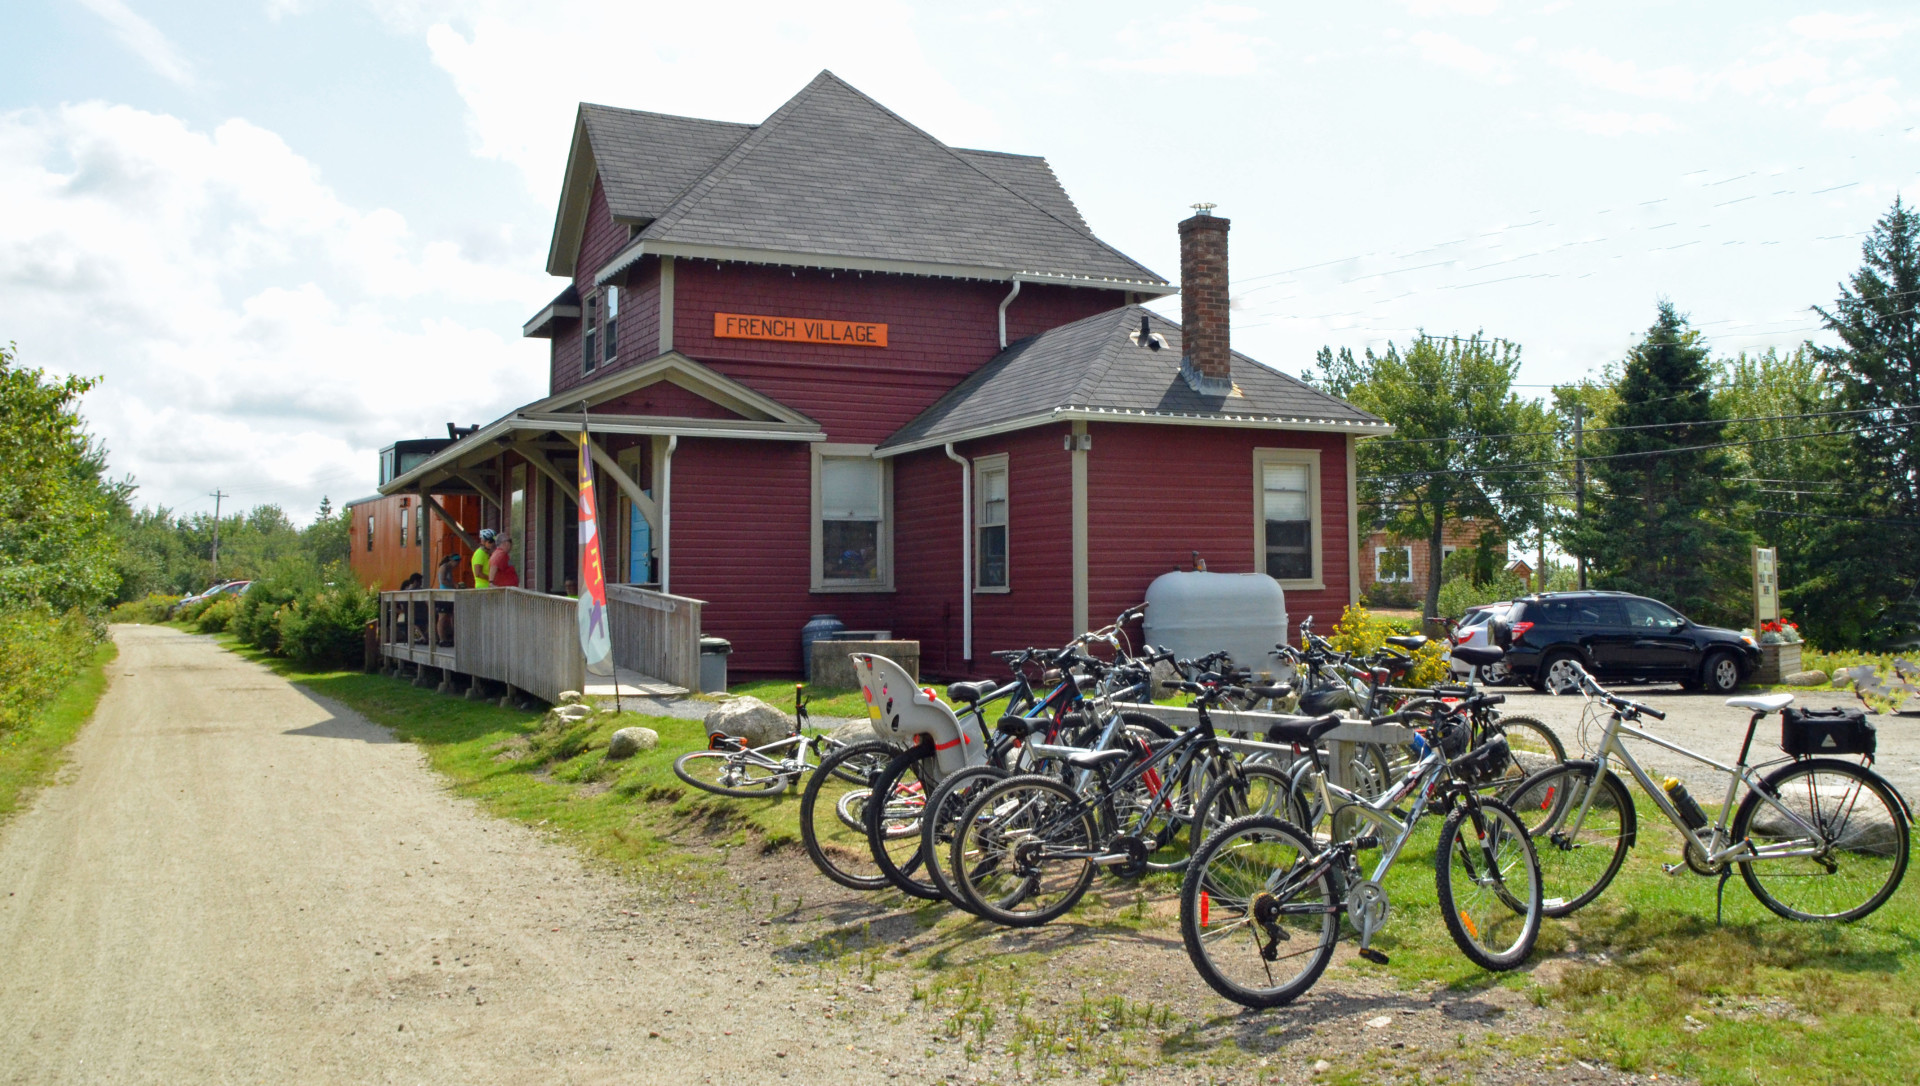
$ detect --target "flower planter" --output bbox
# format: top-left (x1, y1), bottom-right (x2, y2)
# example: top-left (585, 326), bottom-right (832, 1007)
top-left (1756, 641), bottom-right (1802, 685)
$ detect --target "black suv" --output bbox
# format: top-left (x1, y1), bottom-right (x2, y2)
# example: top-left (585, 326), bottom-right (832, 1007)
top-left (1504, 590), bottom-right (1760, 694)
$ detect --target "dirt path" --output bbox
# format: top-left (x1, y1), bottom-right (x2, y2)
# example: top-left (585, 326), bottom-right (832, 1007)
top-left (0, 627), bottom-right (1655, 1085)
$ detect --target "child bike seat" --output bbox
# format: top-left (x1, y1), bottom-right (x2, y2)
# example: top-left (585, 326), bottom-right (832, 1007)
top-left (853, 653), bottom-right (988, 778)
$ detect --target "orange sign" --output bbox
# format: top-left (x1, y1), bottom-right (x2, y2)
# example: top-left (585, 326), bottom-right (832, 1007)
top-left (713, 312), bottom-right (888, 348)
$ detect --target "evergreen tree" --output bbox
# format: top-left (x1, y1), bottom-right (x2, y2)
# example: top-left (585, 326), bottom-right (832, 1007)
top-left (1569, 302), bottom-right (1750, 625)
top-left (1801, 198), bottom-right (1920, 645)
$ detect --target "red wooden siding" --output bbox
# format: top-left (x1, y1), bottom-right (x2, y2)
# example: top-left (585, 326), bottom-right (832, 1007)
top-left (1085, 423), bottom-right (1351, 644)
top-left (592, 380), bottom-right (745, 420)
top-left (348, 494), bottom-right (481, 591)
top-left (670, 262), bottom-right (1123, 443)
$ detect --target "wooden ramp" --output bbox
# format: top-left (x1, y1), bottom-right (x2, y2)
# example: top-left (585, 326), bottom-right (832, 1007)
top-left (584, 666), bottom-right (687, 700)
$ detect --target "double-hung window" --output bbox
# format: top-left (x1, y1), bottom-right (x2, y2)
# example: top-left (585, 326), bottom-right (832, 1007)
top-left (975, 454), bottom-right (1008, 591)
top-left (399, 506), bottom-right (410, 548)
top-left (1254, 449), bottom-right (1322, 587)
top-left (1375, 546), bottom-right (1412, 583)
top-left (582, 292), bottom-right (599, 375)
top-left (813, 446), bottom-right (891, 590)
top-left (603, 285), bottom-right (619, 365)
top-left (365, 513), bottom-right (375, 552)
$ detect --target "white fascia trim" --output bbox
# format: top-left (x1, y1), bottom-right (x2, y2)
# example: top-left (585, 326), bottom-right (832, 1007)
top-left (876, 408), bottom-right (1393, 457)
top-left (522, 303), bottom-right (582, 338)
top-left (378, 417), bottom-right (519, 496)
top-left (595, 239), bottom-right (1175, 295)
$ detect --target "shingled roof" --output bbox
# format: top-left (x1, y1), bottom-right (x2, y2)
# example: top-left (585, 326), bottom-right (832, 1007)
top-left (549, 72), bottom-right (1165, 290)
top-left (878, 307), bottom-right (1390, 454)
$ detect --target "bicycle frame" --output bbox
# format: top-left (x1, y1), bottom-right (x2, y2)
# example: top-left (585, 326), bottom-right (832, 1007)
top-left (1560, 699), bottom-right (1835, 866)
top-left (1021, 718), bottom-right (1224, 863)
top-left (1310, 744), bottom-right (1449, 885)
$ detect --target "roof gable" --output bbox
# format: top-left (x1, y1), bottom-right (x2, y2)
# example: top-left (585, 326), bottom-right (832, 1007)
top-left (878, 308), bottom-right (1390, 453)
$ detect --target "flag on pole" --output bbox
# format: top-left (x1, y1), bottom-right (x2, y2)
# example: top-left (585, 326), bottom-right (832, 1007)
top-left (577, 425), bottom-right (614, 677)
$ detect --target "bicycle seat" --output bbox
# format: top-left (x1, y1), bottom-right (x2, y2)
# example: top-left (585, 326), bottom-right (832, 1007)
top-left (1066, 748), bottom-right (1134, 772)
top-left (1247, 683), bottom-right (1293, 699)
top-left (995, 715), bottom-right (1039, 739)
top-left (1451, 645), bottom-right (1504, 667)
top-left (1263, 713), bottom-right (1346, 745)
top-left (947, 680), bottom-right (997, 704)
top-left (1726, 693), bottom-right (1794, 713)
top-left (1387, 634), bottom-right (1429, 650)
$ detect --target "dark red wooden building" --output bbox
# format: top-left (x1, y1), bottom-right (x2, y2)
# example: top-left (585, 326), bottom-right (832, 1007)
top-left (372, 71), bottom-right (1387, 679)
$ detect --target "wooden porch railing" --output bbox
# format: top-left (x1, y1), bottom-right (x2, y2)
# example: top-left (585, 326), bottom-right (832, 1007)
top-left (377, 584), bottom-right (704, 703)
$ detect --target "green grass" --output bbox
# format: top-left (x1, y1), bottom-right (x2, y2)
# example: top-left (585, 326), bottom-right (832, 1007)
top-left (725, 677), bottom-right (869, 719)
top-left (0, 640), bottom-right (117, 823)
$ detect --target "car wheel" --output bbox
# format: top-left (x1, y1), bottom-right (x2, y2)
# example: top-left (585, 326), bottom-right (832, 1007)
top-left (1541, 652), bottom-right (1587, 695)
top-left (1476, 660), bottom-right (1515, 686)
top-left (1702, 652), bottom-right (1741, 694)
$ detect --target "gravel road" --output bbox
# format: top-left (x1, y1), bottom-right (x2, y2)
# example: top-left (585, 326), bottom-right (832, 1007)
top-left (0, 626), bottom-right (1675, 1085)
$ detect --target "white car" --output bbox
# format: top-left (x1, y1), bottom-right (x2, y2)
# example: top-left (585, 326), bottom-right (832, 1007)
top-left (1448, 603), bottom-right (1513, 684)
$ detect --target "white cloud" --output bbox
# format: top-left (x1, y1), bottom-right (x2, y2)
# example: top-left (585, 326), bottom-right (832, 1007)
top-left (0, 102), bottom-right (546, 515)
top-left (1554, 48), bottom-right (1700, 100)
top-left (1097, 14), bottom-right (1270, 76)
top-left (1411, 30), bottom-right (1512, 84)
top-left (1787, 12), bottom-right (1911, 42)
top-left (74, 0), bottom-right (194, 85)
top-left (1556, 109), bottom-right (1680, 136)
top-left (1400, 0), bottom-right (1500, 15)
top-left (1809, 79), bottom-right (1905, 129)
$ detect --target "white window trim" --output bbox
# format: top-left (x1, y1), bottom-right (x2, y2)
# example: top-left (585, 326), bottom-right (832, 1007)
top-left (811, 443), bottom-right (894, 593)
top-left (974, 453), bottom-right (1010, 594)
top-left (1252, 447), bottom-right (1324, 591)
top-left (1374, 546), bottom-right (1413, 583)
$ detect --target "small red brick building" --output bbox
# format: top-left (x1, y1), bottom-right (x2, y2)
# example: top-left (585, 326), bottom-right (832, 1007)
top-left (1359, 520), bottom-right (1508, 604)
top-left (369, 72), bottom-right (1387, 679)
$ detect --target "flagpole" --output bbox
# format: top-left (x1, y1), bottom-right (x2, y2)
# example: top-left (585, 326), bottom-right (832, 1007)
top-left (581, 403), bottom-right (621, 717)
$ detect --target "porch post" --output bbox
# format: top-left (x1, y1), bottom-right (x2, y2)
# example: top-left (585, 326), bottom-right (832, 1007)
top-left (659, 436), bottom-right (677, 594)
top-left (586, 438), bottom-right (659, 532)
top-left (417, 483), bottom-right (432, 586)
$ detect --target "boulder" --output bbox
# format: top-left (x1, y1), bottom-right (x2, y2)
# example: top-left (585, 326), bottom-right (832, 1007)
top-left (830, 719), bottom-right (880, 746)
top-left (703, 696), bottom-right (794, 747)
top-left (606, 727), bottom-right (659, 759)
top-left (550, 703), bottom-right (595, 725)
top-left (1784, 670), bottom-right (1829, 687)
top-left (557, 690), bottom-right (584, 705)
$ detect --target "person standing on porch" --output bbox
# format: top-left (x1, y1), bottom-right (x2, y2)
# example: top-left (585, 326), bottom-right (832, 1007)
top-left (488, 534), bottom-right (520, 588)
top-left (471, 528), bottom-right (495, 589)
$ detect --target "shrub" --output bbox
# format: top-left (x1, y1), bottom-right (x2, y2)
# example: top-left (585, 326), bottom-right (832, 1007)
top-left (0, 606), bottom-right (102, 735)
top-left (1436, 570), bottom-right (1529, 621)
top-left (232, 578), bottom-right (303, 652)
top-left (106, 593), bottom-right (180, 624)
top-left (1361, 581), bottom-right (1419, 609)
top-left (273, 584), bottom-right (377, 668)
top-left (1327, 604), bottom-right (1450, 686)
top-left (195, 596), bottom-right (238, 633)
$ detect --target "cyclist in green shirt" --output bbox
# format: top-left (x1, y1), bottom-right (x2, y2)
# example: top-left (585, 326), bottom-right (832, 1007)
top-left (471, 528), bottom-right (495, 589)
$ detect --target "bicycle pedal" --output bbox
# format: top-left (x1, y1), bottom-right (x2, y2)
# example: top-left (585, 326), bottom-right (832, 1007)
top-left (1661, 863), bottom-right (1687, 877)
top-left (1358, 948), bottom-right (1390, 965)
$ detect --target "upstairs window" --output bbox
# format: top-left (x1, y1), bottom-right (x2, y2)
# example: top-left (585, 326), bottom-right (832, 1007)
top-left (975, 454), bottom-right (1008, 591)
top-left (399, 506), bottom-right (410, 548)
top-left (583, 292), bottom-right (599, 375)
top-left (603, 285), bottom-right (619, 365)
top-left (812, 445), bottom-right (891, 591)
top-left (1254, 449), bottom-right (1322, 587)
top-left (366, 513), bottom-right (375, 552)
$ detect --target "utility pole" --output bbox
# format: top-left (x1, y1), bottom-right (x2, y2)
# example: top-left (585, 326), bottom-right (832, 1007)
top-left (1572, 405), bottom-right (1586, 590)
top-left (209, 490), bottom-right (229, 583)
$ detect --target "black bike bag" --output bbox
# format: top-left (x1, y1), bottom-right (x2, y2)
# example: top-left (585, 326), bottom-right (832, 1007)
top-left (1781, 706), bottom-right (1875, 757)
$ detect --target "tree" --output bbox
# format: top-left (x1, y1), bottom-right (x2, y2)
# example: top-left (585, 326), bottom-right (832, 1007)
top-left (1799, 198), bottom-right (1920, 646)
top-left (1569, 302), bottom-right (1750, 625)
top-left (0, 344), bottom-right (121, 613)
top-left (1313, 333), bottom-right (1553, 621)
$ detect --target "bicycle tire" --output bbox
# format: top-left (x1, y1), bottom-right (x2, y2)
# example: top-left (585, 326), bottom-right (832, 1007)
top-left (920, 765), bottom-right (1012, 912)
top-left (1190, 763), bottom-right (1309, 857)
top-left (949, 773), bottom-right (1098, 927)
top-left (867, 746), bottom-right (942, 900)
top-left (828, 739), bottom-right (894, 786)
top-left (1732, 757), bottom-right (1910, 922)
top-left (1179, 814), bottom-right (1339, 1009)
top-left (1435, 797), bottom-right (1541, 971)
top-left (800, 740), bottom-right (899, 891)
top-left (1487, 714), bottom-right (1566, 795)
top-left (672, 749), bottom-right (793, 798)
top-left (1507, 760), bottom-right (1634, 917)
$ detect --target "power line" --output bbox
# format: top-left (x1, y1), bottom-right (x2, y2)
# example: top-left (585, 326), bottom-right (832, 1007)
top-left (1357, 403), bottom-right (1916, 447)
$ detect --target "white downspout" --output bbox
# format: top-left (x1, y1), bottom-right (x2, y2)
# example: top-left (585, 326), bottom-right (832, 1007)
top-left (944, 443), bottom-right (972, 665)
top-left (660, 435), bottom-right (677, 594)
top-left (996, 278), bottom-right (1022, 349)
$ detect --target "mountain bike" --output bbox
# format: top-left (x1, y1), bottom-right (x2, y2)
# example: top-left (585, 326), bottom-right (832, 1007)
top-left (1510, 664), bottom-right (1909, 921)
top-left (672, 686), bottom-right (869, 797)
top-left (1178, 706), bottom-right (1542, 1009)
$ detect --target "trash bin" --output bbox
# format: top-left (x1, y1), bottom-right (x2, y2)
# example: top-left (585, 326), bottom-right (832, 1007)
top-left (699, 636), bottom-right (732, 694)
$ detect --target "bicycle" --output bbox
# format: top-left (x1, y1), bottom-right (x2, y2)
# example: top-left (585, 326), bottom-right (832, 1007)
top-left (672, 684), bottom-right (870, 797)
top-left (1178, 702), bottom-right (1543, 1009)
top-left (1509, 664), bottom-right (1910, 922)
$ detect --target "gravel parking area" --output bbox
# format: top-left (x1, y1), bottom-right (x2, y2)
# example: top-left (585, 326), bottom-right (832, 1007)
top-left (1495, 682), bottom-right (1920, 800)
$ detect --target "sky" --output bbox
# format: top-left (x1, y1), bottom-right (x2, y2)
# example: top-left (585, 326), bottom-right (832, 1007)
top-left (2, 1), bottom-right (1915, 523)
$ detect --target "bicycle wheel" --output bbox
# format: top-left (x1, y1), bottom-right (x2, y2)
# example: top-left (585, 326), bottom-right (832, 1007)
top-left (1111, 748), bottom-right (1208, 874)
top-left (672, 749), bottom-right (792, 797)
top-left (1179, 815), bottom-right (1338, 1009)
top-left (1435, 797), bottom-right (1541, 971)
top-left (1191, 763), bottom-right (1309, 856)
top-left (1507, 760), bottom-right (1633, 917)
top-left (1732, 758), bottom-right (1910, 922)
top-left (949, 774), bottom-right (1098, 927)
top-left (826, 739), bottom-right (894, 785)
top-left (800, 740), bottom-right (899, 891)
top-left (1486, 715), bottom-right (1566, 794)
top-left (868, 747), bottom-right (941, 900)
top-left (920, 765), bottom-right (1012, 912)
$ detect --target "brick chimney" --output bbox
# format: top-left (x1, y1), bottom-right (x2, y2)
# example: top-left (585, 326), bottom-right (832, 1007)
top-left (1178, 204), bottom-right (1232, 395)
